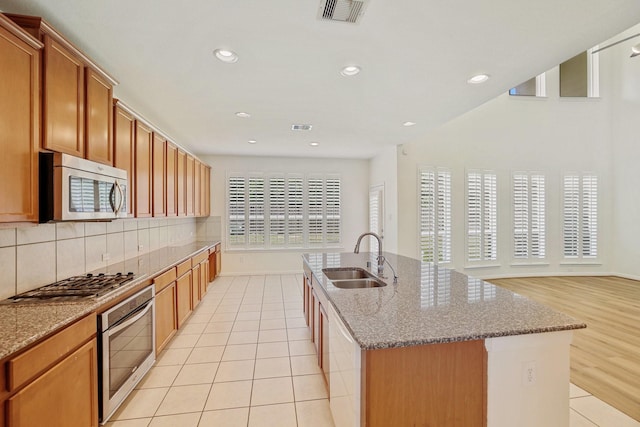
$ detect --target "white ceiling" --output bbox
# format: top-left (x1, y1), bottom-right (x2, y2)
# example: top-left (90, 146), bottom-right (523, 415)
top-left (2, 0), bottom-right (640, 159)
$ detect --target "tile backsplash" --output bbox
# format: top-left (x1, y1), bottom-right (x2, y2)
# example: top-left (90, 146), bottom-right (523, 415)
top-left (0, 217), bottom-right (196, 300)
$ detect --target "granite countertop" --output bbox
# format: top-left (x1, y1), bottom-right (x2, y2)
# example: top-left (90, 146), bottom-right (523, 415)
top-left (304, 252), bottom-right (586, 350)
top-left (0, 240), bottom-right (220, 361)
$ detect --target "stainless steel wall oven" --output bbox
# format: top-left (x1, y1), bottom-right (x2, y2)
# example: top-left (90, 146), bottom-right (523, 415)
top-left (98, 285), bottom-right (155, 424)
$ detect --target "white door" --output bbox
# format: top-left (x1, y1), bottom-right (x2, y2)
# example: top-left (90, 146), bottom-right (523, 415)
top-left (369, 185), bottom-right (384, 253)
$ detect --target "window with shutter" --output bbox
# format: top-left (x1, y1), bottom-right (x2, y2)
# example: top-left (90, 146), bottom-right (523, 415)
top-left (466, 170), bottom-right (498, 263)
top-left (563, 173), bottom-right (598, 259)
top-left (227, 174), bottom-right (341, 249)
top-left (419, 167), bottom-right (451, 264)
top-left (369, 185), bottom-right (384, 254)
top-left (513, 173), bottom-right (546, 261)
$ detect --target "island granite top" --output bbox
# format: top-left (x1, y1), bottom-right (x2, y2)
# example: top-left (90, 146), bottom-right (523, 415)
top-left (303, 252), bottom-right (586, 350)
top-left (0, 240), bottom-right (219, 361)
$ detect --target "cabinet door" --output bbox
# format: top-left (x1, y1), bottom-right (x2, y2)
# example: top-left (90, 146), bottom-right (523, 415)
top-left (194, 159), bottom-right (201, 216)
top-left (43, 35), bottom-right (85, 157)
top-left (0, 22), bottom-right (40, 223)
top-left (85, 67), bottom-right (113, 165)
top-left (186, 155), bottom-right (195, 216)
top-left (113, 104), bottom-right (135, 216)
top-left (177, 149), bottom-right (186, 216)
top-left (176, 272), bottom-right (192, 328)
top-left (200, 260), bottom-right (208, 296)
top-left (134, 121), bottom-right (152, 217)
top-left (215, 246), bottom-right (221, 277)
top-left (152, 133), bottom-right (166, 217)
top-left (204, 166), bottom-right (211, 216)
top-left (155, 282), bottom-right (177, 354)
top-left (166, 143), bottom-right (177, 217)
top-left (192, 263), bottom-right (201, 308)
top-left (319, 303), bottom-right (330, 386)
top-left (7, 339), bottom-right (99, 427)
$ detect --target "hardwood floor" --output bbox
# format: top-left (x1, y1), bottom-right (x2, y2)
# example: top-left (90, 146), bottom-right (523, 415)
top-left (488, 276), bottom-right (640, 422)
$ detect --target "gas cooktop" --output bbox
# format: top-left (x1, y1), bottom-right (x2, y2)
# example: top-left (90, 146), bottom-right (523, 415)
top-left (6, 272), bottom-right (137, 303)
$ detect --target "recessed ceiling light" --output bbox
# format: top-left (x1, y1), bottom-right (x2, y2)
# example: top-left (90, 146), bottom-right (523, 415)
top-left (340, 65), bottom-right (361, 77)
top-left (214, 48), bottom-right (238, 63)
top-left (235, 112), bottom-right (251, 118)
top-left (310, 142), bottom-right (320, 147)
top-left (403, 121), bottom-right (416, 127)
top-left (248, 140), bottom-right (257, 144)
top-left (467, 74), bottom-right (490, 84)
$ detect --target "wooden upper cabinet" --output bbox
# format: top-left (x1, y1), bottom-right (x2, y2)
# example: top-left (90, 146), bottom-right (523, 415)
top-left (166, 143), bottom-right (178, 217)
top-left (43, 34), bottom-right (85, 157)
top-left (135, 121), bottom-right (152, 218)
top-left (85, 67), bottom-right (113, 165)
top-left (194, 159), bottom-right (201, 217)
top-left (113, 102), bottom-right (135, 216)
top-left (177, 149), bottom-right (186, 216)
top-left (186, 154), bottom-right (195, 216)
top-left (5, 14), bottom-right (118, 161)
top-left (0, 15), bottom-right (42, 223)
top-left (202, 164), bottom-right (211, 217)
top-left (152, 133), bottom-right (166, 217)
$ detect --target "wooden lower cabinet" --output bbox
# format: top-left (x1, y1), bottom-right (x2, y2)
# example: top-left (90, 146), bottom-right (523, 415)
top-left (7, 339), bottom-right (99, 427)
top-left (176, 271), bottom-right (192, 328)
top-left (319, 303), bottom-right (330, 385)
top-left (199, 260), bottom-right (208, 296)
top-left (191, 263), bottom-right (201, 309)
top-left (155, 282), bottom-right (177, 354)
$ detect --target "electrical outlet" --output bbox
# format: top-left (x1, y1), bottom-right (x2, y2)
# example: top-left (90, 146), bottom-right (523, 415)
top-left (102, 253), bottom-right (110, 261)
top-left (522, 361), bottom-right (537, 386)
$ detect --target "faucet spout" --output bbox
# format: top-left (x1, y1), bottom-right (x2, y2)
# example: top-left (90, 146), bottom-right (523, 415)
top-left (354, 232), bottom-right (384, 274)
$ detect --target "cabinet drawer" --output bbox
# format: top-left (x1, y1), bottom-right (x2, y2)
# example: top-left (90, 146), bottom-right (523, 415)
top-left (176, 259), bottom-right (191, 277)
top-left (154, 267), bottom-right (177, 292)
top-left (191, 251), bottom-right (208, 267)
top-left (7, 313), bottom-right (96, 392)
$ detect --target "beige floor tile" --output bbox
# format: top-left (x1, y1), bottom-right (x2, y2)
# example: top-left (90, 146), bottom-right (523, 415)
top-left (222, 343), bottom-right (258, 361)
top-left (174, 362), bottom-right (219, 386)
top-left (287, 327), bottom-right (311, 341)
top-left (260, 319), bottom-right (287, 330)
top-left (570, 409), bottom-right (598, 427)
top-left (289, 340), bottom-right (316, 356)
top-left (257, 341), bottom-right (290, 359)
top-left (571, 396), bottom-right (640, 427)
top-left (261, 310), bottom-right (285, 320)
top-left (166, 334), bottom-right (200, 349)
top-left (258, 329), bottom-right (288, 343)
top-left (285, 310), bottom-right (304, 319)
top-left (239, 304), bottom-right (262, 312)
top-left (185, 313), bottom-right (212, 324)
top-left (148, 412), bottom-right (201, 427)
top-left (215, 359), bottom-right (256, 382)
top-left (248, 403), bottom-right (297, 427)
top-left (290, 355), bottom-right (322, 376)
top-left (137, 365), bottom-right (181, 389)
top-left (262, 303), bottom-right (284, 311)
top-left (296, 399), bottom-right (336, 427)
top-left (216, 305), bottom-right (240, 313)
top-left (233, 320), bottom-right (260, 332)
top-left (199, 407), bottom-right (249, 427)
top-left (293, 374), bottom-right (328, 401)
top-left (111, 387), bottom-right (168, 420)
top-left (186, 346), bottom-right (225, 364)
top-left (570, 383), bottom-right (591, 398)
top-left (155, 384), bottom-right (211, 416)
top-left (205, 380), bottom-right (253, 410)
top-left (286, 317), bottom-right (307, 328)
top-left (236, 311), bottom-right (261, 321)
top-left (210, 312), bottom-right (237, 322)
top-left (251, 377), bottom-right (294, 406)
top-left (284, 302), bottom-right (300, 310)
top-left (105, 418), bottom-right (151, 427)
top-left (228, 330), bottom-right (259, 344)
top-left (254, 357), bottom-right (292, 379)
top-left (156, 348), bottom-right (192, 366)
top-left (196, 333), bottom-right (229, 347)
top-left (179, 322), bottom-right (207, 335)
top-left (204, 321), bottom-right (233, 333)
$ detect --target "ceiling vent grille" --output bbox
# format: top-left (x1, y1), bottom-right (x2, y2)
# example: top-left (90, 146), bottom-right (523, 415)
top-left (292, 124), bottom-right (313, 131)
top-left (319, 0), bottom-right (369, 24)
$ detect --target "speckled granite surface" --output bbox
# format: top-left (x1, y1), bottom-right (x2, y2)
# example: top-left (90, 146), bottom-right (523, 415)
top-left (304, 252), bottom-right (586, 350)
top-left (0, 241), bottom-right (219, 361)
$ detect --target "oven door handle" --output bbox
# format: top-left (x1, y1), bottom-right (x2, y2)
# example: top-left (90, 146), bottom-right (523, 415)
top-left (107, 300), bottom-right (153, 337)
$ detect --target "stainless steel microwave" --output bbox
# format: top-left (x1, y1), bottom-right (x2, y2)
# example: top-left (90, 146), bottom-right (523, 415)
top-left (40, 152), bottom-right (128, 222)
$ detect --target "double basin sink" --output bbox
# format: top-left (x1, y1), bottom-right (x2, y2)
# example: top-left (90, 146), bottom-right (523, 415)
top-left (322, 267), bottom-right (387, 289)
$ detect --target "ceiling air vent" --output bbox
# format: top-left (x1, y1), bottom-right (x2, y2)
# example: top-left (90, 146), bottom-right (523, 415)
top-left (319, 0), bottom-right (369, 24)
top-left (292, 124), bottom-right (313, 131)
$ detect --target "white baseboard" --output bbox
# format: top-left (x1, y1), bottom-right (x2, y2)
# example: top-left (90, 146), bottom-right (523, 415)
top-left (218, 269), bottom-right (303, 277)
top-left (477, 271), bottom-right (617, 280)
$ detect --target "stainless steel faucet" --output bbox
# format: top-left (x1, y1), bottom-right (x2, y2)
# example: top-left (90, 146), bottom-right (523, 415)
top-left (354, 232), bottom-right (385, 275)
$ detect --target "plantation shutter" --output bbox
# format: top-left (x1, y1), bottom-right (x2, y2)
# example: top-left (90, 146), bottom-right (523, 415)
top-left (287, 177), bottom-right (304, 246)
top-left (248, 177), bottom-right (265, 246)
top-left (530, 174), bottom-right (546, 258)
top-left (467, 171), bottom-right (497, 262)
top-left (563, 175), bottom-right (580, 257)
top-left (419, 168), bottom-right (451, 264)
top-left (269, 176), bottom-right (285, 245)
top-left (307, 178), bottom-right (324, 244)
top-left (582, 175), bottom-right (598, 258)
top-left (325, 177), bottom-right (341, 244)
top-left (563, 173), bottom-right (597, 259)
top-left (228, 176), bottom-right (246, 247)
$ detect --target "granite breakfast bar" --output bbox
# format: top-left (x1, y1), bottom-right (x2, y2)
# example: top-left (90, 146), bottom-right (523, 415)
top-left (303, 252), bottom-right (586, 427)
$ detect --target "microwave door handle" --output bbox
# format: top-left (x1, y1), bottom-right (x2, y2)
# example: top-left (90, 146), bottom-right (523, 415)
top-left (109, 183), bottom-right (117, 213)
top-left (114, 181), bottom-right (124, 215)
top-left (107, 300), bottom-right (153, 337)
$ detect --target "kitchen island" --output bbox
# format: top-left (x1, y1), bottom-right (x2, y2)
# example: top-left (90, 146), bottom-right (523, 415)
top-left (302, 252), bottom-right (585, 427)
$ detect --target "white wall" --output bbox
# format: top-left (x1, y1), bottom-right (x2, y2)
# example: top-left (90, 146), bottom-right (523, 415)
top-left (610, 24), bottom-right (640, 279)
top-left (200, 155), bottom-right (369, 275)
top-left (396, 64), bottom-right (614, 279)
top-left (368, 145), bottom-right (398, 253)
